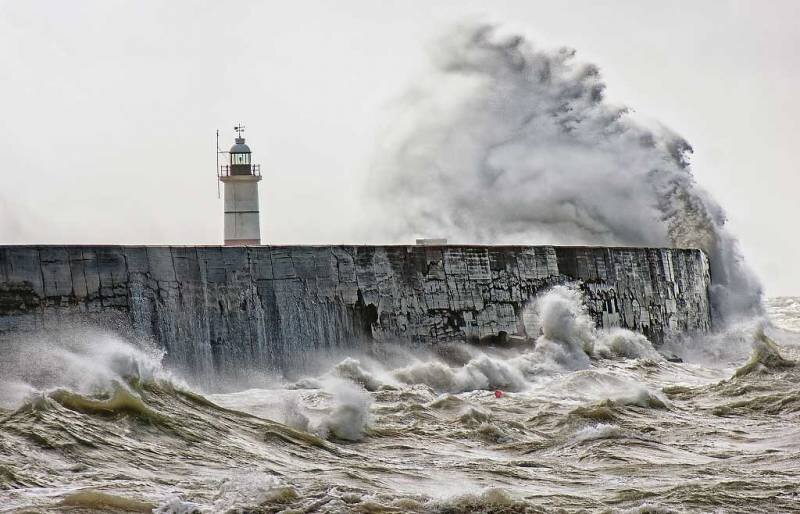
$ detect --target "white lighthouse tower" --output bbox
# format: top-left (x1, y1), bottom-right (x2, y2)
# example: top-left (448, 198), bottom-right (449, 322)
top-left (219, 125), bottom-right (262, 246)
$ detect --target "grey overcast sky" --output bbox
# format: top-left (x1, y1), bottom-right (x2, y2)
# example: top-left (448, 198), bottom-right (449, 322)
top-left (0, 1), bottom-right (798, 296)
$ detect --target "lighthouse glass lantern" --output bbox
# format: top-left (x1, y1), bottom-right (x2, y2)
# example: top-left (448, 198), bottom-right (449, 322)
top-left (229, 137), bottom-right (252, 175)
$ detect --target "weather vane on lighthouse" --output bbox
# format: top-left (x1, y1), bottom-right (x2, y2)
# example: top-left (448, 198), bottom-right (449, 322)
top-left (216, 124), bottom-right (263, 246)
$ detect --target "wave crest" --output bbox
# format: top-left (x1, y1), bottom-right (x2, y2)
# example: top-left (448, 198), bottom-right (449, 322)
top-left (733, 331), bottom-right (795, 378)
top-left (0, 328), bottom-right (182, 411)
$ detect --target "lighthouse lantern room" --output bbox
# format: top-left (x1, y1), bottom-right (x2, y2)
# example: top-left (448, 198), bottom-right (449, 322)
top-left (219, 125), bottom-right (262, 246)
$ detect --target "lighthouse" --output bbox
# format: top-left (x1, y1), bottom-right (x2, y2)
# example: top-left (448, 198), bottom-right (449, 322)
top-left (219, 125), bottom-right (262, 246)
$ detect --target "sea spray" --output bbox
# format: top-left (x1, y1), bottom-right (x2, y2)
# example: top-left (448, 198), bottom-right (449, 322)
top-left (660, 318), bottom-right (767, 368)
top-left (393, 354), bottom-right (528, 393)
top-left (316, 286), bottom-right (665, 396)
top-left (332, 357), bottom-right (384, 392)
top-left (527, 285), bottom-right (664, 368)
top-left (530, 285), bottom-right (594, 370)
top-left (370, 22), bottom-right (763, 324)
top-left (280, 395), bottom-right (312, 432)
top-left (593, 329), bottom-right (663, 361)
top-left (0, 328), bottom-right (174, 410)
top-left (313, 378), bottom-right (373, 441)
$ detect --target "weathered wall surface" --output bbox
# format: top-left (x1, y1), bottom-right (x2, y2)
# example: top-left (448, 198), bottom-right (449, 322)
top-left (0, 245), bottom-right (711, 375)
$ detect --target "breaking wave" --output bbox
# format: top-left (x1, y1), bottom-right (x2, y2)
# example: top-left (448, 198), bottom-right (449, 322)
top-left (369, 22), bottom-right (763, 324)
top-left (0, 297), bottom-right (797, 512)
top-left (300, 286), bottom-right (664, 397)
top-left (732, 330), bottom-right (795, 378)
top-left (0, 328), bottom-right (176, 411)
top-left (312, 378), bottom-right (373, 441)
top-left (573, 422), bottom-right (623, 443)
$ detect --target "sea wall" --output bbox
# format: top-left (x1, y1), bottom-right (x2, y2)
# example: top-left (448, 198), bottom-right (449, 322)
top-left (0, 245), bottom-right (711, 375)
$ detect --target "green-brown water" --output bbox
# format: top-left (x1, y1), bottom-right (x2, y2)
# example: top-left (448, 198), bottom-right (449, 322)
top-left (1, 293), bottom-right (798, 513)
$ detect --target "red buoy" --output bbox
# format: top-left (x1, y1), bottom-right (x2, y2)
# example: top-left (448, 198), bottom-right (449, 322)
top-left (494, 390), bottom-right (504, 398)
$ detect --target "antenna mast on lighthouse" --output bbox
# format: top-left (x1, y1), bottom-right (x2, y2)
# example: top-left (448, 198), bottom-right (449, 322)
top-left (215, 130), bottom-right (221, 198)
top-left (217, 124), bottom-right (263, 246)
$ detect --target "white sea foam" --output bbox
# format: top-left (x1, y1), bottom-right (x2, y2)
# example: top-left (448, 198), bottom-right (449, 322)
top-left (393, 354), bottom-right (528, 393)
top-left (573, 423), bottom-right (623, 443)
top-left (332, 357), bottom-right (384, 391)
top-left (210, 473), bottom-right (296, 511)
top-left (154, 474), bottom-right (296, 514)
top-left (0, 328), bottom-right (174, 409)
top-left (548, 368), bottom-right (665, 406)
top-left (766, 297), bottom-right (800, 333)
top-left (310, 286), bottom-right (665, 399)
top-left (313, 378), bottom-right (373, 441)
top-left (593, 329), bottom-right (663, 361)
top-left (660, 319), bottom-right (765, 368)
top-left (153, 496), bottom-right (204, 514)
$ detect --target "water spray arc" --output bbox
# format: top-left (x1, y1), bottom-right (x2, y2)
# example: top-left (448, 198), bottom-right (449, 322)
top-left (370, 23), bottom-right (763, 324)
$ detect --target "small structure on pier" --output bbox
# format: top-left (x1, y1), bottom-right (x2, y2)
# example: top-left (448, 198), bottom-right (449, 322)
top-left (218, 125), bottom-right (262, 246)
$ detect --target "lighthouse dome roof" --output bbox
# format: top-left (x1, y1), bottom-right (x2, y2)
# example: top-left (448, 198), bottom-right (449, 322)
top-left (230, 137), bottom-right (251, 154)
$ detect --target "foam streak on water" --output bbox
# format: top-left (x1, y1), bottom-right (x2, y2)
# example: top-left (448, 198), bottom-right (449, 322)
top-left (1, 295), bottom-right (799, 513)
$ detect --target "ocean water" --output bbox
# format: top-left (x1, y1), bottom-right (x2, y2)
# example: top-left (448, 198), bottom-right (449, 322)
top-left (1, 291), bottom-right (799, 513)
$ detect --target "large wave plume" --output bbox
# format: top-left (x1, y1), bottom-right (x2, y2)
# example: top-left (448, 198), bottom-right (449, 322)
top-left (370, 23), bottom-right (762, 324)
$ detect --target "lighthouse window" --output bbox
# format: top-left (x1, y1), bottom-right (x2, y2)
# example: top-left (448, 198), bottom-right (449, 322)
top-left (231, 153), bottom-right (250, 165)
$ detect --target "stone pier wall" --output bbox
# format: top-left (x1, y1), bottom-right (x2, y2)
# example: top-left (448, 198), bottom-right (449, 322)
top-left (0, 245), bottom-right (711, 375)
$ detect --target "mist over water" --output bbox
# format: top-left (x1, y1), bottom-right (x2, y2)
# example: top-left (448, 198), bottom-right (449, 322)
top-left (370, 23), bottom-right (762, 324)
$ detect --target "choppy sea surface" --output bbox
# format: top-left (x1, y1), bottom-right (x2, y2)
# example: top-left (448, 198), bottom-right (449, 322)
top-left (1, 291), bottom-right (799, 513)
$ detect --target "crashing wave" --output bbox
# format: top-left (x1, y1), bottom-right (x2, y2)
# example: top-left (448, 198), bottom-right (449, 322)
top-left (733, 331), bottom-right (795, 378)
top-left (369, 22), bottom-right (763, 324)
top-left (0, 328), bottom-right (179, 411)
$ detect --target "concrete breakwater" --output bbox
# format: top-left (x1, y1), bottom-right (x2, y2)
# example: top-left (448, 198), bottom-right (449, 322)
top-left (0, 245), bottom-right (711, 376)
